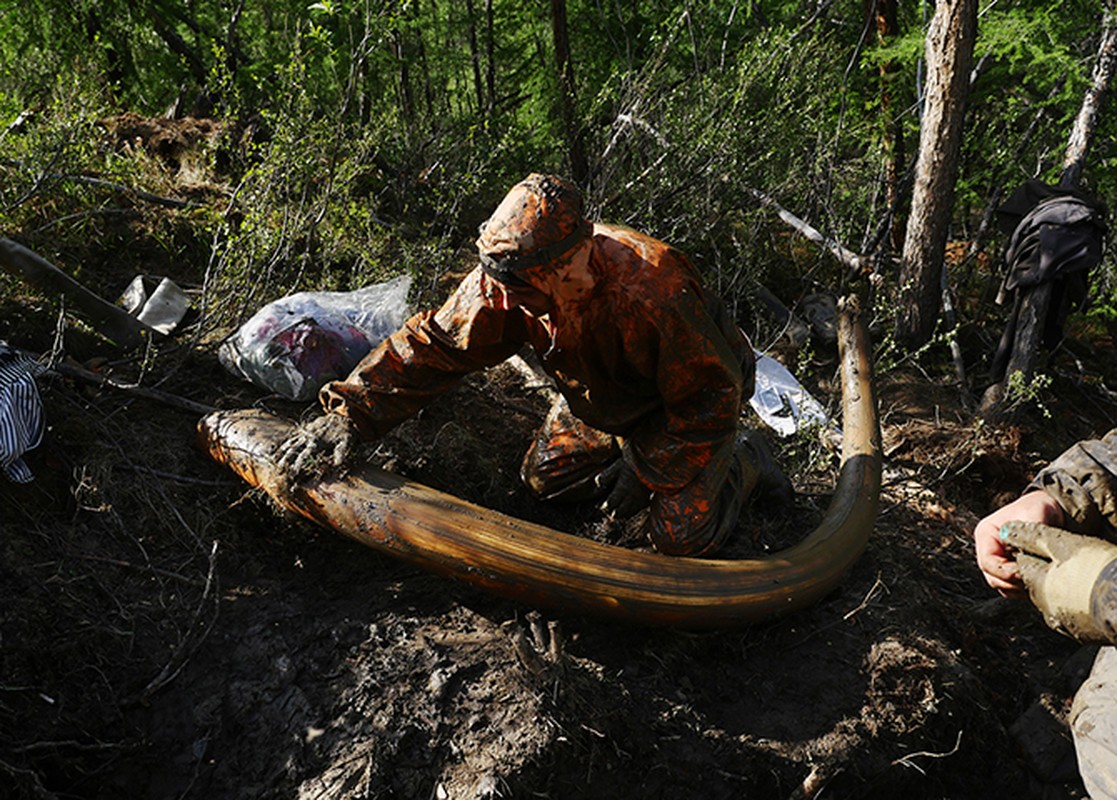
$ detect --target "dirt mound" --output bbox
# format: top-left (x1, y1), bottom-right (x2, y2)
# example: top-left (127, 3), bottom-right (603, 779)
top-left (98, 112), bottom-right (245, 190)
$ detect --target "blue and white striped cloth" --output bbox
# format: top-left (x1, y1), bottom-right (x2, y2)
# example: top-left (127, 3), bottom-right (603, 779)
top-left (0, 343), bottom-right (44, 483)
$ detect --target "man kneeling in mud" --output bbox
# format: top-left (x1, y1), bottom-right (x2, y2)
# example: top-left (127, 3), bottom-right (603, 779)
top-left (278, 173), bottom-right (790, 556)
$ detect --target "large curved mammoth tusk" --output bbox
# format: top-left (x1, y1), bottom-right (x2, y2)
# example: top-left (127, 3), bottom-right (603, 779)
top-left (199, 296), bottom-right (880, 627)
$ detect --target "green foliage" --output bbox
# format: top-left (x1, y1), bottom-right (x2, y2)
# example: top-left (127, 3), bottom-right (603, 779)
top-left (1, 77), bottom-right (115, 246)
top-left (577, 12), bottom-right (887, 311)
top-left (1002, 369), bottom-right (1054, 418)
top-left (1, 0), bottom-right (1115, 396)
top-left (975, 2), bottom-right (1097, 93)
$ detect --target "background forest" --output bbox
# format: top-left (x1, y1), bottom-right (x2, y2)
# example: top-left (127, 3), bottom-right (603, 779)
top-left (2, 0), bottom-right (1116, 381)
top-left (5, 2), bottom-right (1117, 799)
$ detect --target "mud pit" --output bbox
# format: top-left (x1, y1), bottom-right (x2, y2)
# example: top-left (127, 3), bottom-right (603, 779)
top-left (2, 328), bottom-right (1107, 800)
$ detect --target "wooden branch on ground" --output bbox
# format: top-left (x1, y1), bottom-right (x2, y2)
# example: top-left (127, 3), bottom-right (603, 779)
top-left (0, 238), bottom-right (155, 350)
top-left (44, 358), bottom-right (217, 415)
top-left (3, 163), bottom-right (192, 210)
top-left (21, 347), bottom-right (216, 415)
top-left (51, 175), bottom-right (191, 209)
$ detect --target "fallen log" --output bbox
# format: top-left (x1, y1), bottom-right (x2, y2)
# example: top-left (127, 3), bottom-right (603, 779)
top-left (0, 238), bottom-right (155, 349)
top-left (199, 296), bottom-right (880, 628)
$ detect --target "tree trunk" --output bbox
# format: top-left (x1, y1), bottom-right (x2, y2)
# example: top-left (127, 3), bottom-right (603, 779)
top-left (1060, 22), bottom-right (1117, 189)
top-left (867, 0), bottom-right (904, 254)
top-left (415, 0), bottom-right (435, 120)
top-left (1001, 282), bottom-right (1053, 387)
top-left (894, 0), bottom-right (977, 348)
top-left (550, 0), bottom-right (587, 183)
top-left (225, 0), bottom-right (246, 97)
top-left (464, 0), bottom-right (485, 117)
top-left (485, 0), bottom-right (495, 116)
top-left (390, 28), bottom-right (414, 123)
top-left (147, 7), bottom-right (208, 90)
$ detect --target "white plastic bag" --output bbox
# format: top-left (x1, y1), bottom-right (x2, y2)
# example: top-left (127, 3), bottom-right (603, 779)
top-left (748, 350), bottom-right (834, 438)
top-left (119, 275), bottom-right (190, 334)
top-left (219, 275), bottom-right (412, 401)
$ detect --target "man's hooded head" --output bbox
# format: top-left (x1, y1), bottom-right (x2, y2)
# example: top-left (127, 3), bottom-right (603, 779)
top-left (476, 174), bottom-right (590, 286)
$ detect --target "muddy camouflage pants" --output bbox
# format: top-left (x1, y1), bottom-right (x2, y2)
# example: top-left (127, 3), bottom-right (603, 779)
top-left (1072, 646), bottom-right (1117, 799)
top-left (519, 395), bottom-right (755, 555)
top-left (1030, 428), bottom-right (1117, 798)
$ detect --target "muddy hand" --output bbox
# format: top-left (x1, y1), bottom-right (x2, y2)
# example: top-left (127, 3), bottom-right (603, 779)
top-left (275, 413), bottom-right (358, 481)
top-left (1001, 521), bottom-right (1117, 644)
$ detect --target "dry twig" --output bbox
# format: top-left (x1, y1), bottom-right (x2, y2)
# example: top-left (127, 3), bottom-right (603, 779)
top-left (129, 540), bottom-right (220, 705)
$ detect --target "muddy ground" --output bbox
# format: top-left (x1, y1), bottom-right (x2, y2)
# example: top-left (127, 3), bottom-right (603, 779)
top-left (2, 112), bottom-right (1115, 798)
top-left (3, 304), bottom-right (1115, 800)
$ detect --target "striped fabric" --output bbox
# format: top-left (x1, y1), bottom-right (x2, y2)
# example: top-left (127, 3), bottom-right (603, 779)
top-left (0, 343), bottom-right (44, 484)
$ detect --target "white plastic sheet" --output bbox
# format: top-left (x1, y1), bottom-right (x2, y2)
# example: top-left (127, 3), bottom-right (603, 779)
top-left (748, 350), bottom-right (834, 438)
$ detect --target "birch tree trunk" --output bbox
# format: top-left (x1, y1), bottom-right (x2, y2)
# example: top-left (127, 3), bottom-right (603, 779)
top-left (1060, 17), bottom-right (1117, 190)
top-left (894, 0), bottom-right (977, 347)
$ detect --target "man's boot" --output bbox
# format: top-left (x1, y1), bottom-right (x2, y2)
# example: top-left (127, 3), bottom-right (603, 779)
top-left (737, 429), bottom-right (795, 507)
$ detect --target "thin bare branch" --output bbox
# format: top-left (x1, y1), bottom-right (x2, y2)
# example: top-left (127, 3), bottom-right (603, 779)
top-left (748, 188), bottom-right (870, 274)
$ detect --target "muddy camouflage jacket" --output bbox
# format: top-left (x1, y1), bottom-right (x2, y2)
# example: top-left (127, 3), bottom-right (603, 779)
top-left (1030, 428), bottom-right (1117, 539)
top-left (321, 223), bottom-right (753, 498)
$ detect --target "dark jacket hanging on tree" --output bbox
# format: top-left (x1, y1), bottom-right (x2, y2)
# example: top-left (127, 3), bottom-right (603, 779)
top-left (991, 180), bottom-right (1107, 379)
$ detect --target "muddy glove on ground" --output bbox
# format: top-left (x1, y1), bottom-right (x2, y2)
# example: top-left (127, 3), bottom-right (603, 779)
top-left (1001, 521), bottom-right (1117, 644)
top-left (597, 457), bottom-right (651, 521)
top-left (276, 413), bottom-right (359, 481)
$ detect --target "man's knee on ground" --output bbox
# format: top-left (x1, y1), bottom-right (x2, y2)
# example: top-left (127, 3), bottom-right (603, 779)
top-left (520, 440), bottom-right (619, 503)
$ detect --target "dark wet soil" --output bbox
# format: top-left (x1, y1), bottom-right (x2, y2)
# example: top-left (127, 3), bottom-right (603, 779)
top-left (2, 338), bottom-right (1108, 799)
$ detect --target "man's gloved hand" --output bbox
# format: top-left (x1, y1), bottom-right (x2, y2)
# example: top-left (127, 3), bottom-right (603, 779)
top-left (597, 458), bottom-right (650, 521)
top-left (276, 413), bottom-right (359, 482)
top-left (1001, 521), bottom-right (1117, 644)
